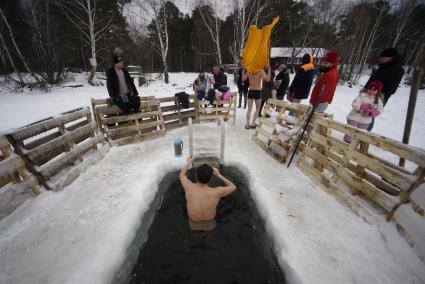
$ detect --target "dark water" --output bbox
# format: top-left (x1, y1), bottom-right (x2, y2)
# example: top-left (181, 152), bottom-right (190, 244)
top-left (128, 166), bottom-right (286, 284)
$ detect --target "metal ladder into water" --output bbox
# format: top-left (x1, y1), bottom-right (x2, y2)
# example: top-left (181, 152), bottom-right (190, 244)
top-left (188, 117), bottom-right (225, 165)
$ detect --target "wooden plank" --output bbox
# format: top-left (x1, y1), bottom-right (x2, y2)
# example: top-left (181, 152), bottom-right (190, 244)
top-left (101, 111), bottom-right (160, 124)
top-left (95, 99), bottom-right (160, 114)
top-left (309, 132), bottom-right (413, 191)
top-left (315, 117), bottom-right (425, 167)
top-left (26, 122), bottom-right (96, 162)
top-left (0, 155), bottom-right (25, 178)
top-left (302, 146), bottom-right (398, 210)
top-left (325, 147), bottom-right (401, 196)
top-left (39, 135), bottom-right (103, 179)
top-left (107, 120), bottom-right (164, 137)
top-left (10, 108), bottom-right (91, 141)
top-left (112, 129), bottom-right (167, 146)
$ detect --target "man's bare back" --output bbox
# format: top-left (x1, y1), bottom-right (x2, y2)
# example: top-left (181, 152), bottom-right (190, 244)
top-left (242, 65), bottom-right (271, 90)
top-left (179, 157), bottom-right (236, 230)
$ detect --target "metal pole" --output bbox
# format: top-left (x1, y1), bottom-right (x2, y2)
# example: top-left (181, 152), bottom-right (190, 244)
top-left (219, 118), bottom-right (225, 165)
top-left (399, 68), bottom-right (422, 167)
top-left (188, 117), bottom-right (193, 157)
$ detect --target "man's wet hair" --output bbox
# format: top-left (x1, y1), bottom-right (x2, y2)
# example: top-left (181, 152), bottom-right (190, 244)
top-left (197, 164), bottom-right (213, 184)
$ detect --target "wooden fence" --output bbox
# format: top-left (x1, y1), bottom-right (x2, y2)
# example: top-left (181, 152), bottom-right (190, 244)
top-left (92, 96), bottom-right (166, 145)
top-left (6, 107), bottom-right (104, 190)
top-left (159, 94), bottom-right (198, 129)
top-left (0, 135), bottom-right (38, 194)
top-left (298, 116), bottom-right (425, 220)
top-left (252, 99), bottom-right (332, 163)
top-left (197, 92), bottom-right (237, 125)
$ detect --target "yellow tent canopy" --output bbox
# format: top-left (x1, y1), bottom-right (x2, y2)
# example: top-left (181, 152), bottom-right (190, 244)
top-left (242, 16), bottom-right (279, 74)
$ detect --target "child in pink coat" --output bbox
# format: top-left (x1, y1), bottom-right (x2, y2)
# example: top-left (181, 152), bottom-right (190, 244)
top-left (344, 80), bottom-right (384, 143)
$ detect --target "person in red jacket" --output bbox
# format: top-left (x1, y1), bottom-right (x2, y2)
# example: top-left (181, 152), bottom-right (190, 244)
top-left (309, 50), bottom-right (339, 113)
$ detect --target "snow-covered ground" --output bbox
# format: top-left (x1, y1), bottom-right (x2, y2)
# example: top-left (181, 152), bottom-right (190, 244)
top-left (0, 72), bottom-right (425, 284)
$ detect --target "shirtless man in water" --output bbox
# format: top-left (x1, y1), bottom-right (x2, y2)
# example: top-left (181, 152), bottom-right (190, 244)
top-left (179, 156), bottom-right (236, 231)
top-left (242, 64), bottom-right (271, 129)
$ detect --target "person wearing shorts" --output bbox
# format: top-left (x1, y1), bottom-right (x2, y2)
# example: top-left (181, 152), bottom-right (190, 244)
top-left (242, 66), bottom-right (271, 129)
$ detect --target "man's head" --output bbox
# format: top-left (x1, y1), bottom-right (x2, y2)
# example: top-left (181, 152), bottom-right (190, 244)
top-left (212, 65), bottom-right (220, 75)
top-left (378, 48), bottom-right (399, 65)
top-left (113, 55), bottom-right (124, 69)
top-left (197, 164), bottom-right (213, 184)
top-left (321, 50), bottom-right (338, 68)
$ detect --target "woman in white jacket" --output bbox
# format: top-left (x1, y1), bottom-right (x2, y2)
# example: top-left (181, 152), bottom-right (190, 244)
top-left (344, 80), bottom-right (384, 143)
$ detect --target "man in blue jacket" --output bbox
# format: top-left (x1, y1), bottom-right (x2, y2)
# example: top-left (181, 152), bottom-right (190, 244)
top-left (287, 53), bottom-right (315, 103)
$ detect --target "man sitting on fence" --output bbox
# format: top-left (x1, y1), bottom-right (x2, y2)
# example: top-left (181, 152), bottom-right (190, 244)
top-left (179, 156), bottom-right (236, 231)
top-left (106, 55), bottom-right (140, 114)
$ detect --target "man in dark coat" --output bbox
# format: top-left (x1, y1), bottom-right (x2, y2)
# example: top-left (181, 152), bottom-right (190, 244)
top-left (106, 55), bottom-right (140, 114)
top-left (364, 48), bottom-right (404, 106)
top-left (287, 53), bottom-right (315, 103)
top-left (275, 65), bottom-right (290, 100)
top-left (237, 67), bottom-right (249, 108)
top-left (364, 48), bottom-right (404, 130)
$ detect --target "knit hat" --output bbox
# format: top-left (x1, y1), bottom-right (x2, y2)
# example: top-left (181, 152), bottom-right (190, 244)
top-left (368, 80), bottom-right (383, 92)
top-left (380, 48), bottom-right (399, 58)
top-left (113, 55), bottom-right (123, 64)
top-left (323, 50), bottom-right (339, 65)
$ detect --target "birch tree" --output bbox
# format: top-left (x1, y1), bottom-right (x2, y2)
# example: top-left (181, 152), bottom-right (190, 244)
top-left (55, 0), bottom-right (113, 85)
top-left (133, 0), bottom-right (170, 83)
top-left (196, 0), bottom-right (223, 64)
top-left (230, 0), bottom-right (272, 66)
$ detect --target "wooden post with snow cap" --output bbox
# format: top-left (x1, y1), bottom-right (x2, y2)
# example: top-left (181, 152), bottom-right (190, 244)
top-left (219, 118), bottom-right (225, 165)
top-left (399, 67), bottom-right (422, 167)
top-left (188, 117), bottom-right (193, 157)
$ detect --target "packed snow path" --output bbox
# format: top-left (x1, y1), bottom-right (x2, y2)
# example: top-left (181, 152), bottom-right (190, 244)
top-left (0, 121), bottom-right (424, 284)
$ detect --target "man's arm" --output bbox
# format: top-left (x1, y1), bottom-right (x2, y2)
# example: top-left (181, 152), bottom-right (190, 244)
top-left (106, 69), bottom-right (114, 98)
top-left (261, 65), bottom-right (272, 82)
top-left (212, 167), bottom-right (236, 197)
top-left (179, 156), bottom-right (193, 190)
top-left (241, 69), bottom-right (248, 81)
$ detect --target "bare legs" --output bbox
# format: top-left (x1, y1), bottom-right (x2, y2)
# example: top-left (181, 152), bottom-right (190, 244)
top-left (246, 98), bottom-right (261, 128)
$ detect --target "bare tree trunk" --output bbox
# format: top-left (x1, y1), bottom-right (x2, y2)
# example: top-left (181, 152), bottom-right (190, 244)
top-left (0, 32), bottom-right (25, 84)
top-left (0, 7), bottom-right (40, 84)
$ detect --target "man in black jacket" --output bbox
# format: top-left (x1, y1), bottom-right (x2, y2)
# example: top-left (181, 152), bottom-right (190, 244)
top-left (364, 48), bottom-right (404, 130)
top-left (237, 67), bottom-right (249, 108)
top-left (275, 65), bottom-right (290, 100)
top-left (365, 48), bottom-right (405, 106)
top-left (106, 55), bottom-right (140, 114)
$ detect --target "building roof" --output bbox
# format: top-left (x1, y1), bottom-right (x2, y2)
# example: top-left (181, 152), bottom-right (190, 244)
top-left (270, 47), bottom-right (328, 58)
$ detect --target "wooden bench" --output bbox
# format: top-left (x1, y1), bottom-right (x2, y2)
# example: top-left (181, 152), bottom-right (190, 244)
top-left (92, 96), bottom-right (166, 145)
top-left (197, 92), bottom-right (237, 125)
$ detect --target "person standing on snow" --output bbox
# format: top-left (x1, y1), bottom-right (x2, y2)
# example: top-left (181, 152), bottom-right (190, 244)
top-left (106, 55), bottom-right (140, 114)
top-left (287, 53), bottom-right (315, 104)
top-left (363, 48), bottom-right (404, 130)
top-left (242, 64), bottom-right (272, 129)
top-left (343, 80), bottom-right (384, 143)
top-left (237, 66), bottom-right (249, 108)
top-left (309, 50), bottom-right (340, 113)
top-left (274, 65), bottom-right (291, 100)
